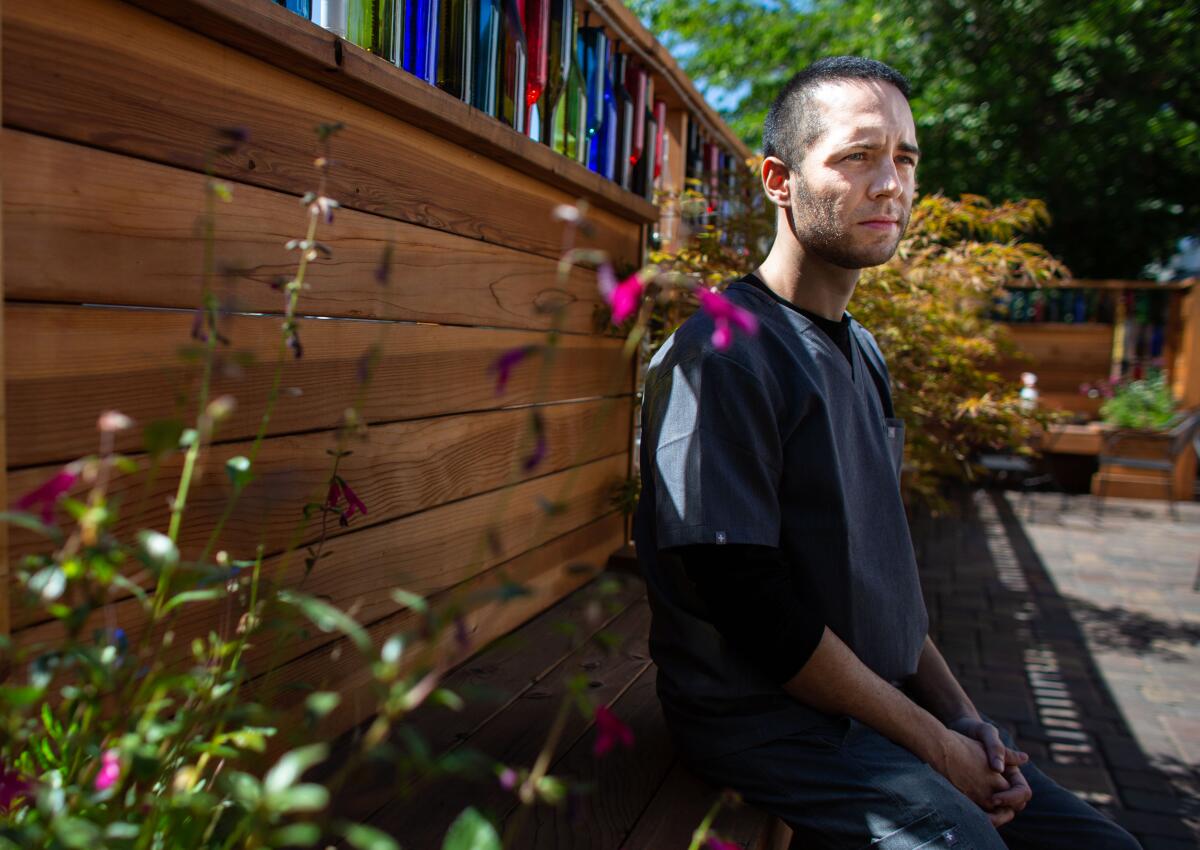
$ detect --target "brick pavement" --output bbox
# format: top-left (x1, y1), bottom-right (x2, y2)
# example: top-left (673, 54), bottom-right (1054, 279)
top-left (913, 490), bottom-right (1200, 849)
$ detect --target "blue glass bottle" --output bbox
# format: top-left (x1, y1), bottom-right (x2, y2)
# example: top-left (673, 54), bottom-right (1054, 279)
top-left (598, 42), bottom-right (617, 180)
top-left (577, 27), bottom-right (607, 171)
top-left (474, 0), bottom-right (501, 116)
top-left (276, 0), bottom-right (313, 18)
top-left (404, 0), bottom-right (439, 83)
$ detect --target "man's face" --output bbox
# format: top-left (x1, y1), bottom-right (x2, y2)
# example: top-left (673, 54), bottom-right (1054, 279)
top-left (787, 80), bottom-right (919, 269)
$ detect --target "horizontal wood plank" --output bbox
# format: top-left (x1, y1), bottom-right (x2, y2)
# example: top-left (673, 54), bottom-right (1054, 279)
top-left (6, 304), bottom-right (633, 467)
top-left (358, 599), bottom-right (653, 848)
top-left (8, 394), bottom-right (632, 571)
top-left (14, 455), bottom-right (629, 662)
top-left (258, 511), bottom-right (631, 751)
top-left (122, 0), bottom-right (661, 225)
top-left (2, 0), bottom-right (643, 267)
top-left (2, 130), bottom-right (607, 333)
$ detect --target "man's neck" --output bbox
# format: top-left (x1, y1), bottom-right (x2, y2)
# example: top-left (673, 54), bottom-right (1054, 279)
top-left (755, 233), bottom-right (860, 321)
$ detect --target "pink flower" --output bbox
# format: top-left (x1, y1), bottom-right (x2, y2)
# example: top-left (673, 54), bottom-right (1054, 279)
top-left (0, 762), bottom-right (31, 812)
top-left (597, 264), bottom-right (644, 325)
top-left (695, 286), bottom-right (758, 351)
top-left (325, 476), bottom-right (368, 527)
top-left (498, 767), bottom-right (518, 790)
top-left (95, 749), bottom-right (121, 792)
top-left (15, 464), bottom-right (80, 525)
top-left (592, 705), bottom-right (634, 758)
top-left (490, 345), bottom-right (537, 395)
top-left (705, 836), bottom-right (741, 850)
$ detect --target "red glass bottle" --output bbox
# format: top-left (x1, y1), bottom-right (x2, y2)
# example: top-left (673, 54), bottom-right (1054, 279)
top-left (522, 0), bottom-right (550, 125)
top-left (652, 98), bottom-right (666, 181)
top-left (624, 60), bottom-right (646, 167)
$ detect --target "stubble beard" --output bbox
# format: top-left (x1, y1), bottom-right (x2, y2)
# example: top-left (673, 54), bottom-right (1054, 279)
top-left (790, 175), bottom-right (909, 270)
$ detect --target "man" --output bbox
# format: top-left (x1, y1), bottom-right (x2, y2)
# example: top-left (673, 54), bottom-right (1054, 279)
top-left (633, 57), bottom-right (1141, 850)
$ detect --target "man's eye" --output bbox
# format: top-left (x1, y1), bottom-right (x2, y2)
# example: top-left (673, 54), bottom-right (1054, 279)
top-left (843, 152), bottom-right (867, 161)
top-left (897, 155), bottom-right (917, 166)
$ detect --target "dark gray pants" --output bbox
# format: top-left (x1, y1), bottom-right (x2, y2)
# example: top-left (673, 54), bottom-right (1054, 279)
top-left (685, 719), bottom-right (1142, 850)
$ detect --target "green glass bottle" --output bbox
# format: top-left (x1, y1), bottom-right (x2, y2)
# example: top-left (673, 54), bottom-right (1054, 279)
top-left (437, 0), bottom-right (474, 103)
top-left (347, 0), bottom-right (403, 65)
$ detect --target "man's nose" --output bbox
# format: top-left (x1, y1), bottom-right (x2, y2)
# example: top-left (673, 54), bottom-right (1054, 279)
top-left (869, 159), bottom-right (902, 199)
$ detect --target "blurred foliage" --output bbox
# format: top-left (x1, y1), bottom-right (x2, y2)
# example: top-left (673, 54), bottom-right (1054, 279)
top-left (649, 163), bottom-right (1068, 505)
top-left (629, 0), bottom-right (1200, 278)
top-left (1100, 370), bottom-right (1178, 429)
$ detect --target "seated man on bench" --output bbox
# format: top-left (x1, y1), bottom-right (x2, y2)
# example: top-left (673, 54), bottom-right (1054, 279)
top-left (634, 56), bottom-right (1141, 850)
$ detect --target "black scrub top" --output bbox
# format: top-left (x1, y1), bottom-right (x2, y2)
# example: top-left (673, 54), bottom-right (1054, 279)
top-left (633, 275), bottom-right (928, 760)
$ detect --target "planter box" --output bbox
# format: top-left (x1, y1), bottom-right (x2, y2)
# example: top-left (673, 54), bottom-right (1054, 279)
top-left (1091, 410), bottom-right (1200, 501)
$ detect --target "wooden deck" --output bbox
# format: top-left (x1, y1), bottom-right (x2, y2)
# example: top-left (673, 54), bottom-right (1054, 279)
top-left (322, 570), bottom-right (789, 849)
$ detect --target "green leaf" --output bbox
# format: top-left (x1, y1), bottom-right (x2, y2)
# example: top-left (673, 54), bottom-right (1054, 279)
top-left (270, 823), bottom-right (322, 846)
top-left (268, 782), bottom-right (329, 814)
top-left (144, 419), bottom-right (185, 457)
top-left (161, 588), bottom-right (221, 614)
top-left (225, 455), bottom-right (253, 489)
top-left (104, 822), bottom-right (141, 840)
top-left (305, 691), bottom-right (341, 720)
top-left (441, 807), bottom-right (501, 850)
top-left (390, 588), bottom-right (428, 614)
top-left (343, 823), bottom-right (401, 850)
top-left (219, 726), bottom-right (276, 753)
top-left (0, 511), bottom-right (64, 543)
top-left (52, 817), bottom-right (100, 849)
top-left (225, 770), bottom-right (262, 809)
top-left (264, 743), bottom-right (328, 794)
top-left (26, 566), bottom-right (66, 602)
top-left (1, 685), bottom-right (45, 707)
top-left (278, 591), bottom-right (370, 653)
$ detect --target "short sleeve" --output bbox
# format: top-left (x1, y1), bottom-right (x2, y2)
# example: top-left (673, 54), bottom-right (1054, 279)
top-left (644, 353), bottom-right (781, 549)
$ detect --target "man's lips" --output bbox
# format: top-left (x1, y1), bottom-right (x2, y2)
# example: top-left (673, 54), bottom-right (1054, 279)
top-left (859, 219), bottom-right (899, 230)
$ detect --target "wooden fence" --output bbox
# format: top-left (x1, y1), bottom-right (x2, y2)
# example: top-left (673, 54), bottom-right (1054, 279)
top-left (0, 0), bottom-right (747, 738)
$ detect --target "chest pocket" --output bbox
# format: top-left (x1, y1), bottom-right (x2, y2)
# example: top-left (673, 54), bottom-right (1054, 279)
top-left (883, 417), bottom-right (905, 479)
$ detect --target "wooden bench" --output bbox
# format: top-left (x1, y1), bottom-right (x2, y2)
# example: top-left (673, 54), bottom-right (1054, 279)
top-left (323, 569), bottom-right (792, 849)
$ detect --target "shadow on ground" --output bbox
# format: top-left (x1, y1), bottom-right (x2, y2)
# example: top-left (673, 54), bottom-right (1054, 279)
top-left (911, 489), bottom-right (1200, 849)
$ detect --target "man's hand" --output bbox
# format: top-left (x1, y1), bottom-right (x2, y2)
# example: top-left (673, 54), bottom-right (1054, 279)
top-left (947, 717), bottom-right (1030, 774)
top-left (930, 729), bottom-right (1012, 814)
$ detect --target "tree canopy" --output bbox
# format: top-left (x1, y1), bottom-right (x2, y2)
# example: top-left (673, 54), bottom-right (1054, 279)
top-left (631, 0), bottom-right (1200, 278)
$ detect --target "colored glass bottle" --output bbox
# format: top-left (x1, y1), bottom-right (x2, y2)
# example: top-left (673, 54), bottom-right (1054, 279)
top-left (437, 0), bottom-right (473, 102)
top-left (404, 0), bottom-right (439, 83)
top-left (598, 42), bottom-right (617, 180)
top-left (277, 0), bottom-right (313, 18)
top-left (539, 0), bottom-right (574, 147)
top-left (347, 0), bottom-right (403, 64)
top-left (474, 0), bottom-right (502, 116)
top-left (652, 98), bottom-right (666, 181)
top-left (624, 59), bottom-right (646, 168)
top-left (578, 27), bottom-right (607, 170)
top-left (613, 52), bottom-right (634, 189)
top-left (498, 0), bottom-right (528, 132)
top-left (640, 110), bottom-right (657, 200)
top-left (313, 0), bottom-right (348, 36)
top-left (522, 0), bottom-right (551, 128)
top-left (556, 58), bottom-right (587, 162)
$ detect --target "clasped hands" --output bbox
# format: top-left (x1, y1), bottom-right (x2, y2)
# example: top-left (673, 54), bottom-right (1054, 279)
top-left (940, 717), bottom-right (1032, 828)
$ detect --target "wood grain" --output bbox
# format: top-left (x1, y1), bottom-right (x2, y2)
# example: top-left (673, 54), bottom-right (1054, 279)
top-left (1, 0), bottom-right (643, 267)
top-left (256, 510), bottom-right (630, 749)
top-left (122, 0), bottom-right (661, 226)
top-left (2, 130), bottom-right (607, 333)
top-left (359, 600), bottom-right (653, 848)
top-left (14, 455), bottom-right (629, 669)
top-left (6, 303), bottom-right (632, 467)
top-left (8, 395), bottom-right (632, 580)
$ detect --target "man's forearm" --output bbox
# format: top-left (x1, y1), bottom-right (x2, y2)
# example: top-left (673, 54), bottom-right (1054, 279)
top-left (906, 636), bottom-right (979, 725)
top-left (781, 627), bottom-right (948, 766)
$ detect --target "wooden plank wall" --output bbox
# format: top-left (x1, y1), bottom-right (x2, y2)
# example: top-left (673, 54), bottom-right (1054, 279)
top-left (2, 0), bottom-right (642, 733)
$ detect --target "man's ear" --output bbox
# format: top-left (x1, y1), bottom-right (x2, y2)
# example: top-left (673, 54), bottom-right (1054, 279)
top-left (761, 156), bottom-right (792, 208)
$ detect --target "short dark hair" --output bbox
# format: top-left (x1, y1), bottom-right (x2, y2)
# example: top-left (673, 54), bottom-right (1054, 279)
top-left (762, 57), bottom-right (911, 166)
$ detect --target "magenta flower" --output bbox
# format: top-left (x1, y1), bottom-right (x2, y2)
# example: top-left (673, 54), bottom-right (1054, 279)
top-left (705, 836), bottom-right (741, 850)
top-left (326, 476), bottom-right (368, 527)
top-left (695, 286), bottom-right (758, 351)
top-left (0, 762), bottom-right (31, 812)
top-left (592, 705), bottom-right (634, 757)
top-left (15, 464), bottom-right (80, 525)
top-left (490, 345), bottom-right (537, 395)
top-left (498, 767), bottom-right (518, 790)
top-left (597, 264), bottom-right (644, 325)
top-left (95, 749), bottom-right (121, 792)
